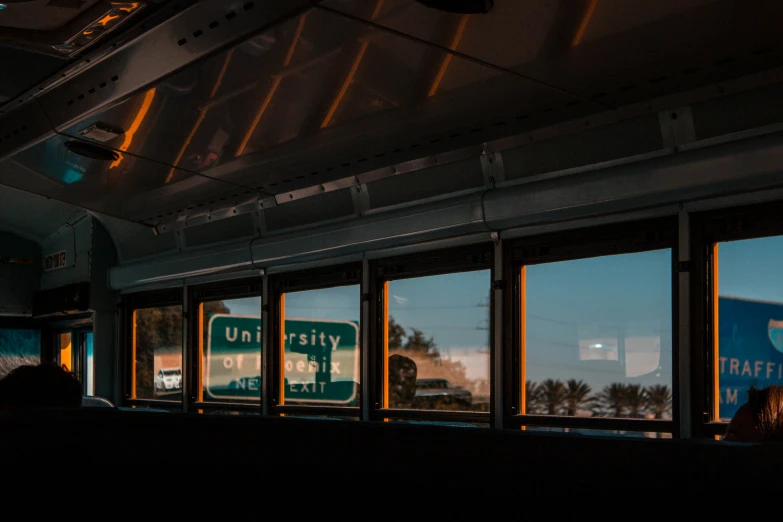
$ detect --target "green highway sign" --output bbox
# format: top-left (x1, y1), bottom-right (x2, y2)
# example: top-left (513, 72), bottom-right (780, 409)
top-left (205, 314), bottom-right (359, 404)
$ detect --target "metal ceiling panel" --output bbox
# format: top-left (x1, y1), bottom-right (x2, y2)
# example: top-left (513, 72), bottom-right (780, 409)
top-left (1, 133), bottom-right (263, 224)
top-left (0, 0), bottom-right (313, 162)
top-left (324, 0), bottom-right (721, 69)
top-left (5, 0), bottom-right (783, 241)
top-left (59, 5), bottom-right (586, 174)
top-left (51, 5), bottom-right (593, 230)
top-left (322, 0), bottom-right (565, 69)
top-left (515, 0), bottom-right (783, 111)
top-left (323, 0), bottom-right (783, 109)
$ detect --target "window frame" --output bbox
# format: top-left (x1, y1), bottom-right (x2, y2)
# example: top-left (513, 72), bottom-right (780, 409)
top-left (505, 217), bottom-right (679, 434)
top-left (187, 278), bottom-right (264, 414)
top-left (690, 200), bottom-right (783, 438)
top-left (269, 262), bottom-right (363, 417)
top-left (371, 243), bottom-right (494, 425)
top-left (121, 288), bottom-right (184, 410)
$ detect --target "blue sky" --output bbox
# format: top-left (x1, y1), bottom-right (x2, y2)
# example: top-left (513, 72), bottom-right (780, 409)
top-left (719, 237), bottom-right (783, 302)
top-left (386, 270), bottom-right (491, 352)
top-left (525, 249), bottom-right (672, 391)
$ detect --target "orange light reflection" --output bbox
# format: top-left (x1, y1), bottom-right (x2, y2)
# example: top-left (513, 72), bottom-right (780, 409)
top-left (427, 14), bottom-right (470, 98)
top-left (97, 14), bottom-right (121, 27)
top-left (319, 0), bottom-right (385, 129)
top-left (236, 13), bottom-right (308, 156)
top-left (571, 0), bottom-right (598, 47)
top-left (110, 88), bottom-right (156, 169)
top-left (117, 3), bottom-right (141, 13)
top-left (166, 49), bottom-right (235, 182)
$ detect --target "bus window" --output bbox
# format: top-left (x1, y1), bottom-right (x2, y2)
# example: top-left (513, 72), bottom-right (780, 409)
top-left (132, 305), bottom-right (183, 401)
top-left (199, 297), bottom-right (261, 404)
top-left (522, 249), bottom-right (673, 421)
top-left (715, 237), bottom-right (783, 421)
top-left (280, 285), bottom-right (360, 407)
top-left (0, 328), bottom-right (41, 379)
top-left (384, 270), bottom-right (491, 412)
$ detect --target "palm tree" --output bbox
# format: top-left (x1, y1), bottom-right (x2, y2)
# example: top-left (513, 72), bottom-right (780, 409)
top-left (645, 384), bottom-right (672, 419)
top-left (539, 378), bottom-right (566, 415)
top-left (624, 383), bottom-right (647, 418)
top-left (594, 383), bottom-right (628, 417)
top-left (564, 379), bottom-right (592, 417)
top-left (524, 380), bottom-right (541, 414)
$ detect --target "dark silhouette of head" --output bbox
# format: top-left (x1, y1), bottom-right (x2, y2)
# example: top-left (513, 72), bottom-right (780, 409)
top-left (388, 354), bottom-right (417, 408)
top-left (0, 363), bottom-right (82, 413)
top-left (725, 385), bottom-right (783, 442)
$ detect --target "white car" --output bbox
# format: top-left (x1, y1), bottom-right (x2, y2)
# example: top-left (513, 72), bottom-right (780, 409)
top-left (154, 368), bottom-right (182, 391)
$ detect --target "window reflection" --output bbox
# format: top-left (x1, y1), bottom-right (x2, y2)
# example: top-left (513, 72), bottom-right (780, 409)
top-left (716, 237), bottom-right (783, 421)
top-left (133, 305), bottom-right (182, 401)
top-left (0, 328), bottom-right (40, 379)
top-left (281, 285), bottom-right (360, 407)
top-left (200, 297), bottom-right (261, 403)
top-left (523, 250), bottom-right (673, 421)
top-left (385, 270), bottom-right (491, 412)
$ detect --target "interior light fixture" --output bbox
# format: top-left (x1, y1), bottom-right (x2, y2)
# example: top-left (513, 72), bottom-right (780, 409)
top-left (52, 2), bottom-right (146, 56)
top-left (64, 140), bottom-right (120, 161)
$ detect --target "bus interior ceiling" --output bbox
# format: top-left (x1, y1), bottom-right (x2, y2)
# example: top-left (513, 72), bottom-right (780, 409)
top-left (3, 0), bottom-right (783, 483)
top-left (3, 0), bottom-right (783, 283)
